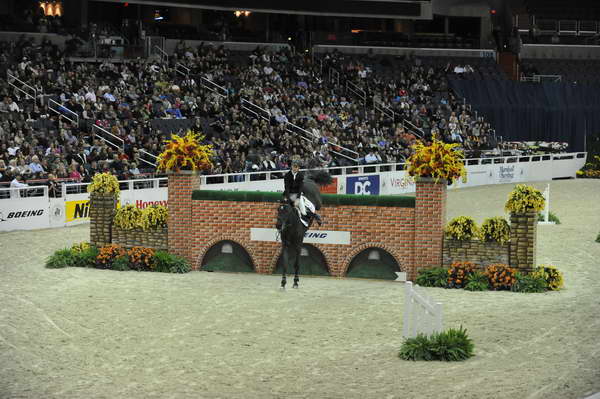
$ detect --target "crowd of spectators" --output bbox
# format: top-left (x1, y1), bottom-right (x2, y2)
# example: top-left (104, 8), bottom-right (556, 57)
top-left (0, 33), bottom-right (502, 193)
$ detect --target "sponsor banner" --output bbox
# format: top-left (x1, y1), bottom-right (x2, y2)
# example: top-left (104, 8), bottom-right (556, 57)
top-left (0, 196), bottom-right (50, 232)
top-left (120, 187), bottom-right (168, 208)
top-left (66, 199), bottom-right (91, 222)
top-left (250, 227), bottom-right (351, 245)
top-left (346, 175), bottom-right (380, 195)
top-left (320, 177), bottom-right (338, 194)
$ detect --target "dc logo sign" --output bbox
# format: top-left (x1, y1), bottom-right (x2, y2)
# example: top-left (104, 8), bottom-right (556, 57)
top-left (346, 175), bottom-right (380, 195)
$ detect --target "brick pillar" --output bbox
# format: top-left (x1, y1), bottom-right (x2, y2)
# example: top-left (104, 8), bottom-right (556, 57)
top-left (168, 172), bottom-right (200, 266)
top-left (413, 178), bottom-right (447, 280)
top-left (509, 212), bottom-right (537, 273)
top-left (89, 193), bottom-right (117, 248)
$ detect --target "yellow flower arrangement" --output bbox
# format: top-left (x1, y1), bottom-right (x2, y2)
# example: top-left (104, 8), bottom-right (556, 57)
top-left (139, 205), bottom-right (168, 230)
top-left (445, 216), bottom-right (478, 240)
top-left (532, 265), bottom-right (564, 291)
top-left (407, 135), bottom-right (467, 184)
top-left (479, 217), bottom-right (511, 244)
top-left (71, 241), bottom-right (91, 253)
top-left (157, 130), bottom-right (214, 172)
top-left (505, 184), bottom-right (545, 214)
top-left (87, 172), bottom-right (120, 198)
top-left (113, 204), bottom-right (143, 230)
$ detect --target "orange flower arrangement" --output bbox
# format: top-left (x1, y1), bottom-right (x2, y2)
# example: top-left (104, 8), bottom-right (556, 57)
top-left (484, 263), bottom-right (517, 290)
top-left (127, 246), bottom-right (155, 271)
top-left (447, 261), bottom-right (476, 288)
top-left (157, 130), bottom-right (214, 172)
top-left (96, 244), bottom-right (126, 268)
top-left (407, 135), bottom-right (466, 184)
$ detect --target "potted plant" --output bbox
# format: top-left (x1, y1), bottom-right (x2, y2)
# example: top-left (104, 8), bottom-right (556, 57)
top-left (87, 172), bottom-right (120, 247)
top-left (157, 130), bottom-right (214, 173)
top-left (407, 135), bottom-right (467, 184)
top-left (505, 184), bottom-right (545, 215)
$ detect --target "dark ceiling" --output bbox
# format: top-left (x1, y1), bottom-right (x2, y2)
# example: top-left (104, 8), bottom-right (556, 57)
top-left (524, 0), bottom-right (600, 19)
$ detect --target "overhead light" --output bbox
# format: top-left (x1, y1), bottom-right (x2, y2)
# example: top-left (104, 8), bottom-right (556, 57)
top-left (234, 10), bottom-right (251, 17)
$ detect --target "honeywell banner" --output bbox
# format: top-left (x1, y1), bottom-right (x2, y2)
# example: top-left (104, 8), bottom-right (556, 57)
top-left (250, 228), bottom-right (351, 245)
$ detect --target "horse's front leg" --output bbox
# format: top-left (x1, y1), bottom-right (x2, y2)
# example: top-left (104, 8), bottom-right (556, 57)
top-left (292, 243), bottom-right (301, 289)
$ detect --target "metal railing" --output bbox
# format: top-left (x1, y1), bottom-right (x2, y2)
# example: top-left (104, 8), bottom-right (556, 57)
top-left (175, 62), bottom-right (190, 77)
top-left (138, 149), bottom-right (158, 168)
top-left (374, 97), bottom-right (395, 121)
top-left (154, 44), bottom-right (168, 64)
top-left (48, 99), bottom-right (79, 126)
top-left (346, 80), bottom-right (366, 104)
top-left (92, 123), bottom-right (124, 150)
top-left (7, 73), bottom-right (37, 102)
top-left (520, 74), bottom-right (562, 83)
top-left (401, 119), bottom-right (425, 140)
top-left (329, 68), bottom-right (340, 86)
top-left (200, 76), bottom-right (228, 97)
top-left (241, 98), bottom-right (271, 121)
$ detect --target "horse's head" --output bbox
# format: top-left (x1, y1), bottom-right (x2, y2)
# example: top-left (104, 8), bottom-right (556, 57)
top-left (275, 201), bottom-right (294, 231)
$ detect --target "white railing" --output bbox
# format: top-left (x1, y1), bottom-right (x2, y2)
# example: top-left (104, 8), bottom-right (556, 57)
top-left (60, 177), bottom-right (166, 197)
top-left (402, 281), bottom-right (443, 338)
top-left (92, 124), bottom-right (124, 150)
top-left (201, 77), bottom-right (228, 97)
top-left (48, 99), bottom-right (79, 126)
top-left (0, 185), bottom-right (48, 200)
top-left (7, 73), bottom-right (37, 102)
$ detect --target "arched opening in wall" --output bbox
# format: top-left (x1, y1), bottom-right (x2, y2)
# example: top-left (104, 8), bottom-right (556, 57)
top-left (346, 247), bottom-right (400, 280)
top-left (273, 244), bottom-right (330, 276)
top-left (201, 240), bottom-right (255, 273)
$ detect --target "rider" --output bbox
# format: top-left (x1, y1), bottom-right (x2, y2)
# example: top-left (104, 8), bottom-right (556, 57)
top-left (283, 160), bottom-right (322, 226)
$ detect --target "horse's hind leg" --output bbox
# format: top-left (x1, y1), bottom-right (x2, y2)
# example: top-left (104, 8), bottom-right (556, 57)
top-left (293, 245), bottom-right (301, 289)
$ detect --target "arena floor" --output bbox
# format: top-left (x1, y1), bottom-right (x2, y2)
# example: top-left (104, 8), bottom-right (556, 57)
top-left (1, 180), bottom-right (599, 399)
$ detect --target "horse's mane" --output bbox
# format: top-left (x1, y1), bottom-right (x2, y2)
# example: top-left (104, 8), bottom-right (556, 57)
top-left (305, 170), bottom-right (333, 187)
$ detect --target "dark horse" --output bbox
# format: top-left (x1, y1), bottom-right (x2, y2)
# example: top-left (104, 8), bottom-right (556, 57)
top-left (275, 170), bottom-right (332, 289)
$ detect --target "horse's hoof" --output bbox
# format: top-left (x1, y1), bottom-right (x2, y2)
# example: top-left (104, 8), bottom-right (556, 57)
top-left (293, 284), bottom-right (298, 289)
top-left (280, 286), bottom-right (286, 291)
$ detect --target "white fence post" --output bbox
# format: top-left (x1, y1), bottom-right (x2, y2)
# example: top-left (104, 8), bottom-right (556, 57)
top-left (402, 281), bottom-right (444, 339)
top-left (539, 183), bottom-right (555, 225)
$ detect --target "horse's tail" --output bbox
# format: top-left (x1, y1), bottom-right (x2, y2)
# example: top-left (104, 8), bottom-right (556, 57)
top-left (307, 170), bottom-right (333, 187)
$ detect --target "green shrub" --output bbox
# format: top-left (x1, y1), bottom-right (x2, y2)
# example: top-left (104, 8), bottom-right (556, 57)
top-left (46, 249), bottom-right (75, 269)
top-left (511, 272), bottom-right (547, 293)
top-left (464, 271), bottom-right (490, 291)
top-left (399, 326), bottom-right (474, 361)
top-left (479, 217), bottom-right (510, 244)
top-left (415, 267), bottom-right (448, 288)
top-left (112, 255), bottom-right (131, 271)
top-left (596, 232), bottom-right (600, 243)
top-left (538, 211), bottom-right (561, 224)
top-left (71, 246), bottom-right (99, 268)
top-left (153, 251), bottom-right (191, 273)
top-left (445, 216), bottom-right (478, 241)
